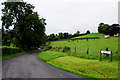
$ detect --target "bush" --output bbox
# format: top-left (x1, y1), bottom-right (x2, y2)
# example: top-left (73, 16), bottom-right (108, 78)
top-left (48, 46), bottom-right (52, 50)
top-left (58, 47), bottom-right (63, 51)
top-left (47, 46), bottom-right (71, 53)
top-left (45, 46), bottom-right (52, 51)
top-left (2, 47), bottom-right (21, 56)
top-left (63, 46), bottom-right (71, 52)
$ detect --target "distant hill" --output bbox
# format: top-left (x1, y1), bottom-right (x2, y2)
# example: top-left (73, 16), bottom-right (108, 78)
top-left (72, 33), bottom-right (104, 39)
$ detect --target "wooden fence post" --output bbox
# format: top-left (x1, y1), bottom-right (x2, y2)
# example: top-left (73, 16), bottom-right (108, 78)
top-left (86, 47), bottom-right (89, 54)
top-left (75, 47), bottom-right (76, 53)
top-left (110, 51), bottom-right (112, 61)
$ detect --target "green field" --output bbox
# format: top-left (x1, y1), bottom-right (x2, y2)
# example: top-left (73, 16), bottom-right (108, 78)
top-left (72, 33), bottom-right (104, 39)
top-left (49, 34), bottom-right (118, 60)
top-left (38, 33), bottom-right (119, 79)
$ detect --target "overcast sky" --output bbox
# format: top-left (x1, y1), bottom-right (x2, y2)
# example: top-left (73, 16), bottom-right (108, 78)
top-left (0, 0), bottom-right (119, 35)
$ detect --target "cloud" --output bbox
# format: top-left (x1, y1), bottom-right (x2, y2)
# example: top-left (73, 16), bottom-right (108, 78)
top-left (0, 0), bottom-right (118, 35)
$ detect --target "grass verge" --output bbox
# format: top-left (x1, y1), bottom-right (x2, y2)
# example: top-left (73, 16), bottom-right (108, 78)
top-left (2, 52), bottom-right (25, 60)
top-left (1, 45), bottom-right (39, 60)
top-left (38, 51), bottom-right (118, 79)
top-left (38, 51), bottom-right (67, 62)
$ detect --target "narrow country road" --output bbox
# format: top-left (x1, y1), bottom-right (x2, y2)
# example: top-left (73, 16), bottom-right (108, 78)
top-left (2, 48), bottom-right (90, 79)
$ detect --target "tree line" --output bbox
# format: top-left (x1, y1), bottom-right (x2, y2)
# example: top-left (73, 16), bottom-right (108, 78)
top-left (98, 23), bottom-right (120, 36)
top-left (47, 30), bottom-right (90, 41)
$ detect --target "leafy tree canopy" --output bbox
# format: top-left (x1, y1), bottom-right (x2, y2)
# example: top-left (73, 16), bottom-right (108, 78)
top-left (2, 2), bottom-right (46, 50)
top-left (98, 23), bottom-right (120, 36)
top-left (86, 30), bottom-right (90, 34)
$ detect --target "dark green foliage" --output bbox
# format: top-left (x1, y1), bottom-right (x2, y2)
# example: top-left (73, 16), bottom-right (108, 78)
top-left (68, 34), bottom-right (73, 38)
top-left (58, 33), bottom-right (64, 39)
top-left (98, 23), bottom-right (106, 33)
top-left (73, 31), bottom-right (80, 37)
top-left (47, 31), bottom-right (87, 41)
top-left (1, 2), bottom-right (46, 50)
top-left (63, 33), bottom-right (69, 39)
top-left (109, 24), bottom-right (120, 36)
top-left (47, 32), bottom-right (72, 41)
top-left (78, 33), bottom-right (86, 36)
top-left (48, 33), bottom-right (58, 41)
top-left (98, 23), bottom-right (109, 35)
top-left (47, 46), bottom-right (70, 52)
top-left (2, 29), bottom-right (16, 46)
top-left (63, 46), bottom-right (71, 52)
top-left (86, 30), bottom-right (90, 34)
top-left (48, 46), bottom-right (52, 50)
top-left (98, 23), bottom-right (120, 35)
top-left (72, 31), bottom-right (87, 38)
top-left (2, 30), bottom-right (11, 46)
top-left (53, 47), bottom-right (63, 52)
top-left (2, 47), bottom-right (21, 56)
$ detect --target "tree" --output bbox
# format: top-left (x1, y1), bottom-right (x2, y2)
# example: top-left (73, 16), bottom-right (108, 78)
top-left (73, 31), bottom-right (80, 37)
top-left (63, 33), bottom-right (69, 39)
top-left (98, 23), bottom-right (110, 35)
top-left (109, 24), bottom-right (120, 36)
top-left (102, 24), bottom-right (109, 35)
top-left (2, 29), bottom-right (11, 46)
top-left (48, 33), bottom-right (58, 41)
top-left (58, 32), bottom-right (64, 39)
top-left (98, 23), bottom-right (120, 35)
top-left (76, 31), bottom-right (80, 35)
top-left (86, 30), bottom-right (90, 34)
top-left (98, 23), bottom-right (104, 33)
top-left (68, 34), bottom-right (73, 38)
top-left (1, 2), bottom-right (46, 50)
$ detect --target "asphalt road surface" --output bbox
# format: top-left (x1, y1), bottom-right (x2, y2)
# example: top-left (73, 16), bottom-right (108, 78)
top-left (2, 48), bottom-right (91, 80)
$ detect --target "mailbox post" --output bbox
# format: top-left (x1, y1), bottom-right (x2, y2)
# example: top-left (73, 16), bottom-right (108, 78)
top-left (100, 50), bottom-right (112, 61)
top-left (110, 51), bottom-right (112, 61)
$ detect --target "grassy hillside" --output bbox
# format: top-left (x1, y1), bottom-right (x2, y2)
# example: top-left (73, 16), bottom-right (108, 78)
top-left (72, 33), bottom-right (104, 39)
top-left (38, 33), bottom-right (118, 79)
top-left (49, 34), bottom-right (118, 60)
